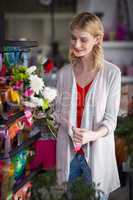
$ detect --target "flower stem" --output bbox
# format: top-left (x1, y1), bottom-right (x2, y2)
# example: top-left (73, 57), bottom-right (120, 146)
top-left (47, 124), bottom-right (56, 138)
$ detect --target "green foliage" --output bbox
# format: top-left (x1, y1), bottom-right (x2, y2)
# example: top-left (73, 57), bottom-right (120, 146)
top-left (68, 178), bottom-right (103, 200)
top-left (115, 115), bottom-right (133, 139)
top-left (31, 170), bottom-right (103, 200)
top-left (115, 115), bottom-right (133, 165)
top-left (12, 65), bottom-right (29, 82)
top-left (31, 170), bottom-right (60, 200)
top-left (42, 99), bottom-right (49, 110)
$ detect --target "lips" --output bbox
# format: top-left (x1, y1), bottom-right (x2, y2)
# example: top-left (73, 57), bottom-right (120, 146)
top-left (74, 48), bottom-right (83, 53)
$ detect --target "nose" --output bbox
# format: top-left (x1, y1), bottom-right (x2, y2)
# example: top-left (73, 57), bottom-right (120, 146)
top-left (74, 39), bottom-right (81, 48)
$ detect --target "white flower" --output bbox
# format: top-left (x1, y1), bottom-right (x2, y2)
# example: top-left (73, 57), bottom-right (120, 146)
top-left (23, 101), bottom-right (36, 108)
top-left (29, 74), bottom-right (45, 95)
top-left (26, 66), bottom-right (37, 75)
top-left (23, 97), bottom-right (44, 108)
top-left (43, 87), bottom-right (57, 103)
top-left (31, 96), bottom-right (44, 107)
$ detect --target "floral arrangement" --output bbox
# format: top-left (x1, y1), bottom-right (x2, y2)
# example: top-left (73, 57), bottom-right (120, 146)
top-left (4, 58), bottom-right (57, 137)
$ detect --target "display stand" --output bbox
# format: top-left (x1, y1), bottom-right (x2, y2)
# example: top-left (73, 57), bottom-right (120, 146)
top-left (0, 40), bottom-right (46, 200)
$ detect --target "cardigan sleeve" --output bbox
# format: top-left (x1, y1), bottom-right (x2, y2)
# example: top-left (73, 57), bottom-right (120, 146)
top-left (53, 69), bottom-right (70, 130)
top-left (101, 68), bottom-right (121, 135)
top-left (53, 67), bottom-right (74, 141)
top-left (53, 70), bottom-right (63, 125)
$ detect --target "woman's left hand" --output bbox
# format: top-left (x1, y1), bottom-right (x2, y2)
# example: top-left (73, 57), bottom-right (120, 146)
top-left (72, 127), bottom-right (97, 145)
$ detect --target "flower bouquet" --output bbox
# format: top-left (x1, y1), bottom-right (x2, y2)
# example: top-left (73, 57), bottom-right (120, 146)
top-left (7, 58), bottom-right (57, 138)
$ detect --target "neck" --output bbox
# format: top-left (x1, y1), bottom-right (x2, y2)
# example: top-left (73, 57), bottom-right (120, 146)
top-left (79, 55), bottom-right (94, 72)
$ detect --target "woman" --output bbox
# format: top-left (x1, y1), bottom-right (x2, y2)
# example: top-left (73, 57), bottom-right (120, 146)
top-left (54, 12), bottom-right (121, 199)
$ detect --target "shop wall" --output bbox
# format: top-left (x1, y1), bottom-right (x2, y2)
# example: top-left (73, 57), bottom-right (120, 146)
top-left (77, 0), bottom-right (133, 32)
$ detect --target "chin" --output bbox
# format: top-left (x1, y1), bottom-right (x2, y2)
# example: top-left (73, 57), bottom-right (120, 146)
top-left (73, 52), bottom-right (85, 57)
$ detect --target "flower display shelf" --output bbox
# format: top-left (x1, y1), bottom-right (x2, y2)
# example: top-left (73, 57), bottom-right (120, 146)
top-left (0, 40), bottom-right (38, 52)
top-left (0, 40), bottom-right (43, 200)
top-left (0, 111), bottom-right (25, 160)
top-left (0, 39), bottom-right (57, 200)
top-left (0, 110), bottom-right (24, 126)
top-left (13, 166), bottom-right (44, 194)
top-left (9, 129), bottom-right (41, 157)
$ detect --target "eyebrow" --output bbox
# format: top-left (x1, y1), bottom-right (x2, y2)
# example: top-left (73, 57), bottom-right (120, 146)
top-left (71, 33), bottom-right (88, 38)
top-left (80, 33), bottom-right (89, 37)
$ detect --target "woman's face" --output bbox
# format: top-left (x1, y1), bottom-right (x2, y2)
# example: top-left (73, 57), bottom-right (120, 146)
top-left (70, 28), bottom-right (98, 58)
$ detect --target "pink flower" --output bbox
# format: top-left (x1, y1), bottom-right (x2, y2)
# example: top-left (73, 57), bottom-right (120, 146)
top-left (24, 88), bottom-right (34, 97)
top-left (14, 81), bottom-right (24, 90)
top-left (20, 108), bottom-right (33, 127)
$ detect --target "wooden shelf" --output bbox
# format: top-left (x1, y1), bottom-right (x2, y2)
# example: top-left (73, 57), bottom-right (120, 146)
top-left (13, 166), bottom-right (44, 194)
top-left (9, 131), bottom-right (41, 157)
top-left (122, 76), bottom-right (133, 84)
top-left (1, 40), bottom-right (38, 48)
top-left (0, 40), bottom-right (38, 52)
top-left (0, 111), bottom-right (24, 126)
top-left (103, 41), bottom-right (133, 48)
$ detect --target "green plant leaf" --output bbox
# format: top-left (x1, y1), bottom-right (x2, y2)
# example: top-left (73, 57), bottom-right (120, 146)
top-left (42, 99), bottom-right (49, 110)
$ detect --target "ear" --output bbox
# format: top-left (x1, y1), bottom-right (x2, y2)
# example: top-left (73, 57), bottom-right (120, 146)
top-left (94, 34), bottom-right (104, 45)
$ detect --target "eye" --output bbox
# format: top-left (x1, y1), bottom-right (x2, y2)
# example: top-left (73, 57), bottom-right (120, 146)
top-left (80, 37), bottom-right (88, 43)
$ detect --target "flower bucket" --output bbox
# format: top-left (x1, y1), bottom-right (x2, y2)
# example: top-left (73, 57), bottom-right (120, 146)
top-left (30, 139), bottom-right (56, 170)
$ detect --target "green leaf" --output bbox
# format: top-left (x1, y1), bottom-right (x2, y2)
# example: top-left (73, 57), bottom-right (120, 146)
top-left (42, 99), bottom-right (49, 110)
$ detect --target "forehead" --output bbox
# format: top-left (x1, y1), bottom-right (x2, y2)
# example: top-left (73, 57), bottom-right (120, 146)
top-left (71, 28), bottom-right (91, 37)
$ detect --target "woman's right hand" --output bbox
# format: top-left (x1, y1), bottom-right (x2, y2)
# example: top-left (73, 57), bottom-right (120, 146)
top-left (72, 127), bottom-right (83, 145)
top-left (72, 127), bottom-right (97, 145)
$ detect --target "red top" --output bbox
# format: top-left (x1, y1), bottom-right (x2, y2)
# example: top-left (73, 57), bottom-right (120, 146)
top-left (76, 81), bottom-right (93, 154)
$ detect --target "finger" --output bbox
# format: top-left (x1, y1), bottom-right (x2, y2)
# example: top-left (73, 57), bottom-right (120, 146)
top-left (73, 129), bottom-right (80, 136)
top-left (74, 128), bottom-right (88, 133)
top-left (74, 133), bottom-right (83, 139)
top-left (72, 127), bottom-right (83, 132)
top-left (73, 129), bottom-right (82, 136)
top-left (73, 129), bottom-right (84, 135)
top-left (73, 137), bottom-right (82, 143)
top-left (78, 128), bottom-right (88, 132)
top-left (72, 127), bottom-right (78, 133)
top-left (73, 134), bottom-right (83, 142)
top-left (73, 127), bottom-right (81, 131)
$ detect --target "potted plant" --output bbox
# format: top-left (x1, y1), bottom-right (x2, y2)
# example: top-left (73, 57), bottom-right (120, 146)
top-left (31, 170), bottom-right (103, 200)
top-left (115, 115), bottom-right (133, 169)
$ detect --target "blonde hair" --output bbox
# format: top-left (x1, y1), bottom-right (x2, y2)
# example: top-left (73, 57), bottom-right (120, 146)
top-left (69, 12), bottom-right (104, 69)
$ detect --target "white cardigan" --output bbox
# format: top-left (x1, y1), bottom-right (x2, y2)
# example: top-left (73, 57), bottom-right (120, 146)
top-left (55, 60), bottom-right (121, 195)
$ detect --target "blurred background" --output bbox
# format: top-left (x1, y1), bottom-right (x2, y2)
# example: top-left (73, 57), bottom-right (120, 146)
top-left (0, 0), bottom-right (133, 65)
top-left (1, 0), bottom-right (132, 114)
top-left (0, 1), bottom-right (133, 199)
